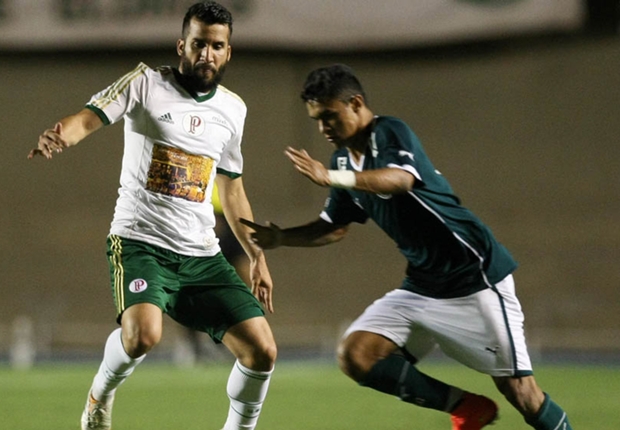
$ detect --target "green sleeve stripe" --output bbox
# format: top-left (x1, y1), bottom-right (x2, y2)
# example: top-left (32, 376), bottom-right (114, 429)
top-left (217, 168), bottom-right (242, 179)
top-left (85, 104), bottom-right (110, 126)
top-left (90, 62), bottom-right (149, 111)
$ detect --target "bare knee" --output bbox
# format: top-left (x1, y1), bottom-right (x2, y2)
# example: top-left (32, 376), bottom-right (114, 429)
top-left (235, 336), bottom-right (277, 372)
top-left (493, 375), bottom-right (545, 418)
top-left (223, 317), bottom-right (277, 372)
top-left (121, 304), bottom-right (163, 358)
top-left (337, 340), bottom-right (374, 382)
top-left (121, 322), bottom-right (162, 357)
top-left (337, 331), bottom-right (397, 383)
top-left (250, 342), bottom-right (277, 371)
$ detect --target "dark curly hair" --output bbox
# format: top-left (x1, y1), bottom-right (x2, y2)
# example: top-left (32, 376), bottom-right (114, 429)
top-left (182, 2), bottom-right (234, 39)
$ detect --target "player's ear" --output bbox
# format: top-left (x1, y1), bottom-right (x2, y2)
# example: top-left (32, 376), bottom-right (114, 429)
top-left (176, 39), bottom-right (184, 56)
top-left (350, 94), bottom-right (364, 112)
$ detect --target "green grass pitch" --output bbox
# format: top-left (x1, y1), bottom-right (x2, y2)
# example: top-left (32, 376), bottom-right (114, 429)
top-left (1, 360), bottom-right (618, 429)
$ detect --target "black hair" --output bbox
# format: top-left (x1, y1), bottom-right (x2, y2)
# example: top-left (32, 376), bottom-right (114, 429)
top-left (182, 2), bottom-right (234, 39)
top-left (300, 64), bottom-right (367, 104)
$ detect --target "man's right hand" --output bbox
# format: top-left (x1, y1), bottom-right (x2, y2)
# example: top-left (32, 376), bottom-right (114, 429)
top-left (28, 122), bottom-right (67, 160)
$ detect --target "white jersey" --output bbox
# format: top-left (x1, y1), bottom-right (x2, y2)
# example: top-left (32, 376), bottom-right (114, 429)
top-left (86, 62), bottom-right (247, 256)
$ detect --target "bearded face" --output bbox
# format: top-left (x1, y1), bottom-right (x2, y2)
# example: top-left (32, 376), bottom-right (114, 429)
top-left (177, 18), bottom-right (231, 93)
top-left (179, 52), bottom-right (228, 93)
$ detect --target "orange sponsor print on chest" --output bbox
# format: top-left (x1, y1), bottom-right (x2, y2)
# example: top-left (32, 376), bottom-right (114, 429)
top-left (146, 144), bottom-right (214, 203)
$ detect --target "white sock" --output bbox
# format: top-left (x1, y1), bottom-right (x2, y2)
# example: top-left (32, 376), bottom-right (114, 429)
top-left (91, 328), bottom-right (145, 402)
top-left (223, 360), bottom-right (273, 430)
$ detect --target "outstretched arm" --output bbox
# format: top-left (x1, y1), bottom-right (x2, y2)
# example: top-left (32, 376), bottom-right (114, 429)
top-left (284, 146), bottom-right (414, 194)
top-left (239, 217), bottom-right (349, 249)
top-left (215, 174), bottom-right (275, 313)
top-left (28, 108), bottom-right (104, 160)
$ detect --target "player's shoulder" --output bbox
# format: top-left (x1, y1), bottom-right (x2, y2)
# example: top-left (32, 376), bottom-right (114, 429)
top-left (110, 62), bottom-right (152, 84)
top-left (146, 64), bottom-right (180, 82)
top-left (114, 63), bottom-right (164, 86)
top-left (128, 64), bottom-right (181, 87)
top-left (215, 85), bottom-right (246, 109)
top-left (375, 115), bottom-right (411, 131)
top-left (123, 62), bottom-right (153, 76)
top-left (374, 115), bottom-right (419, 143)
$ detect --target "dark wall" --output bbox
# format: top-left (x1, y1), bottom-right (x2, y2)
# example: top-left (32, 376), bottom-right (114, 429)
top-left (2, 36), bottom-right (619, 351)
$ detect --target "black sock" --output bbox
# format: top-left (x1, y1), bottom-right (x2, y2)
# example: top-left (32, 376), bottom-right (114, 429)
top-left (361, 354), bottom-right (461, 411)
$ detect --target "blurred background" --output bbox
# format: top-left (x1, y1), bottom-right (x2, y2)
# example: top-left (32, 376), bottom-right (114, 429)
top-left (1, 0), bottom-right (619, 368)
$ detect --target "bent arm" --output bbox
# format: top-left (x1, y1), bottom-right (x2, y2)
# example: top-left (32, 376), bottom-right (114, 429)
top-left (29, 108), bottom-right (104, 159)
top-left (279, 218), bottom-right (349, 247)
top-left (240, 217), bottom-right (349, 249)
top-left (55, 108), bottom-right (104, 147)
top-left (215, 174), bottom-right (262, 259)
top-left (350, 167), bottom-right (414, 194)
top-left (285, 147), bottom-right (414, 194)
top-left (216, 174), bottom-right (275, 312)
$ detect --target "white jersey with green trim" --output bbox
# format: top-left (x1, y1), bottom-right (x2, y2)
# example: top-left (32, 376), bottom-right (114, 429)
top-left (86, 62), bottom-right (247, 256)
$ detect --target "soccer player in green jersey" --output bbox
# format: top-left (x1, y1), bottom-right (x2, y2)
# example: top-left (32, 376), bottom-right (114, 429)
top-left (241, 64), bottom-right (572, 430)
top-left (28, 3), bottom-right (276, 430)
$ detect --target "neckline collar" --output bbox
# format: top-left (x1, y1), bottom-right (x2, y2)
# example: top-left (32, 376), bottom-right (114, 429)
top-left (172, 68), bottom-right (217, 102)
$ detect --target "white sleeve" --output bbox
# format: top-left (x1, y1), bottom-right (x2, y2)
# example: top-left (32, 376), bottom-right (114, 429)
top-left (86, 62), bottom-right (149, 125)
top-left (217, 107), bottom-right (245, 177)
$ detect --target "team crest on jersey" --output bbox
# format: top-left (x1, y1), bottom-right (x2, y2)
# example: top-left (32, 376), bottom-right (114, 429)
top-left (183, 113), bottom-right (205, 136)
top-left (129, 279), bottom-right (148, 293)
top-left (337, 157), bottom-right (348, 171)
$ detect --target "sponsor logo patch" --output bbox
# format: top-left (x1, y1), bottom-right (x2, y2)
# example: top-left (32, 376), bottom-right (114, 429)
top-left (157, 112), bottom-right (174, 124)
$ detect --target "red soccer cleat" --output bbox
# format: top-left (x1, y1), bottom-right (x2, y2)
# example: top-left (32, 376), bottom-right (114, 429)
top-left (450, 393), bottom-right (498, 430)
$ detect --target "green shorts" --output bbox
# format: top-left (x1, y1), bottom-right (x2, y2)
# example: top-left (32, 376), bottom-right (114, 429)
top-left (106, 235), bottom-right (264, 343)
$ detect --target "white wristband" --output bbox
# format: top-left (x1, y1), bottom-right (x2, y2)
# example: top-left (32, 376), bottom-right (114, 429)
top-left (328, 170), bottom-right (356, 189)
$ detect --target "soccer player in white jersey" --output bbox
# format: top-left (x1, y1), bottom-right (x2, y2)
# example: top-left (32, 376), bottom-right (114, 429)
top-left (241, 64), bottom-right (573, 430)
top-left (28, 3), bottom-right (276, 430)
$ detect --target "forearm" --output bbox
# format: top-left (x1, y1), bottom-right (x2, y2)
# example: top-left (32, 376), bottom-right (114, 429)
top-left (280, 219), bottom-right (348, 247)
top-left (223, 199), bottom-right (262, 260)
top-left (331, 167), bottom-right (414, 194)
top-left (216, 177), bottom-right (264, 260)
top-left (58, 108), bottom-right (104, 147)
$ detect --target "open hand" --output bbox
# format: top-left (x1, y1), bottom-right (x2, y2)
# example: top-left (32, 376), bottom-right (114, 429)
top-left (239, 218), bottom-right (283, 250)
top-left (285, 147), bottom-right (330, 186)
top-left (249, 254), bottom-right (274, 313)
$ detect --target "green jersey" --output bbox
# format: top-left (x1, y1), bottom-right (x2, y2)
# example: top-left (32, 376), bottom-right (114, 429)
top-left (321, 116), bottom-right (517, 298)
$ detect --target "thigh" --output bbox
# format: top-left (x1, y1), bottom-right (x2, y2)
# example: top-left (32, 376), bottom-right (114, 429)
top-left (427, 275), bottom-right (533, 377)
top-left (342, 289), bottom-right (438, 362)
top-left (338, 330), bottom-right (400, 379)
top-left (170, 253), bottom-right (265, 342)
top-left (222, 317), bottom-right (275, 360)
top-left (121, 303), bottom-right (163, 335)
top-left (107, 235), bottom-right (180, 323)
top-left (120, 303), bottom-right (164, 356)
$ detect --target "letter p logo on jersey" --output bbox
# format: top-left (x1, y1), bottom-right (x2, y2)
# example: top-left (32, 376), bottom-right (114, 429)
top-left (129, 279), bottom-right (148, 293)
